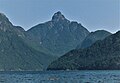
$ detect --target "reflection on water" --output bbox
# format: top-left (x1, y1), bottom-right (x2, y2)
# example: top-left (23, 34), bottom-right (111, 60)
top-left (0, 70), bottom-right (120, 83)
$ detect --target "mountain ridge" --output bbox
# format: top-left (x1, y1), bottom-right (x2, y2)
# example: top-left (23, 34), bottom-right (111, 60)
top-left (47, 31), bottom-right (120, 70)
top-left (0, 13), bottom-right (56, 70)
top-left (77, 30), bottom-right (112, 49)
top-left (27, 11), bottom-right (90, 56)
top-left (0, 11), bottom-right (114, 71)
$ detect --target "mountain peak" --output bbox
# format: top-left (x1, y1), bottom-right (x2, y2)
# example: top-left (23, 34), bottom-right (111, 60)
top-left (0, 13), bottom-right (13, 31)
top-left (0, 13), bottom-right (5, 17)
top-left (0, 13), bottom-right (8, 19)
top-left (52, 11), bottom-right (66, 22)
top-left (0, 12), bottom-right (10, 23)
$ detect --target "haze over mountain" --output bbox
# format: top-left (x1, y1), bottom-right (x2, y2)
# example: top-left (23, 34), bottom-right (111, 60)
top-left (77, 30), bottom-right (112, 49)
top-left (48, 31), bottom-right (120, 70)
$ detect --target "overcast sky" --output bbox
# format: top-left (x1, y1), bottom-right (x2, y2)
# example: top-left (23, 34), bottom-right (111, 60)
top-left (0, 0), bottom-right (119, 33)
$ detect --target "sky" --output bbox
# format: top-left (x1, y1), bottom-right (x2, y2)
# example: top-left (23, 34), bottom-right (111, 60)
top-left (0, 0), bottom-right (119, 33)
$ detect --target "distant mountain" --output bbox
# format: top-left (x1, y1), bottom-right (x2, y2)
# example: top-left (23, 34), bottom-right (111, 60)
top-left (27, 11), bottom-right (90, 56)
top-left (77, 30), bottom-right (112, 49)
top-left (47, 31), bottom-right (120, 70)
top-left (0, 11), bottom-right (114, 71)
top-left (0, 13), bottom-right (55, 71)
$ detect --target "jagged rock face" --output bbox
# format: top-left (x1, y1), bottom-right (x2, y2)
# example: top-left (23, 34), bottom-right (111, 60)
top-left (77, 30), bottom-right (112, 49)
top-left (0, 13), bottom-right (13, 32)
top-left (0, 13), bottom-right (25, 37)
top-left (52, 11), bottom-right (67, 22)
top-left (47, 31), bottom-right (120, 70)
top-left (27, 11), bottom-right (90, 56)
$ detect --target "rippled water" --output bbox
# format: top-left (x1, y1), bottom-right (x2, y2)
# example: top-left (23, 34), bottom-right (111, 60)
top-left (0, 70), bottom-right (120, 83)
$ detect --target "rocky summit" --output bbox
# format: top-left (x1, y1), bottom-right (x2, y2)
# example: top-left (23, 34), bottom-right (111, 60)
top-left (27, 11), bottom-right (90, 56)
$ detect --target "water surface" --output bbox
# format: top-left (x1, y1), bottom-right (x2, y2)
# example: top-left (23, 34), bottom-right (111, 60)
top-left (0, 70), bottom-right (120, 83)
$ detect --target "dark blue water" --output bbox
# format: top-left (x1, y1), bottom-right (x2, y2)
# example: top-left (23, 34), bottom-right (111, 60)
top-left (0, 70), bottom-right (120, 83)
